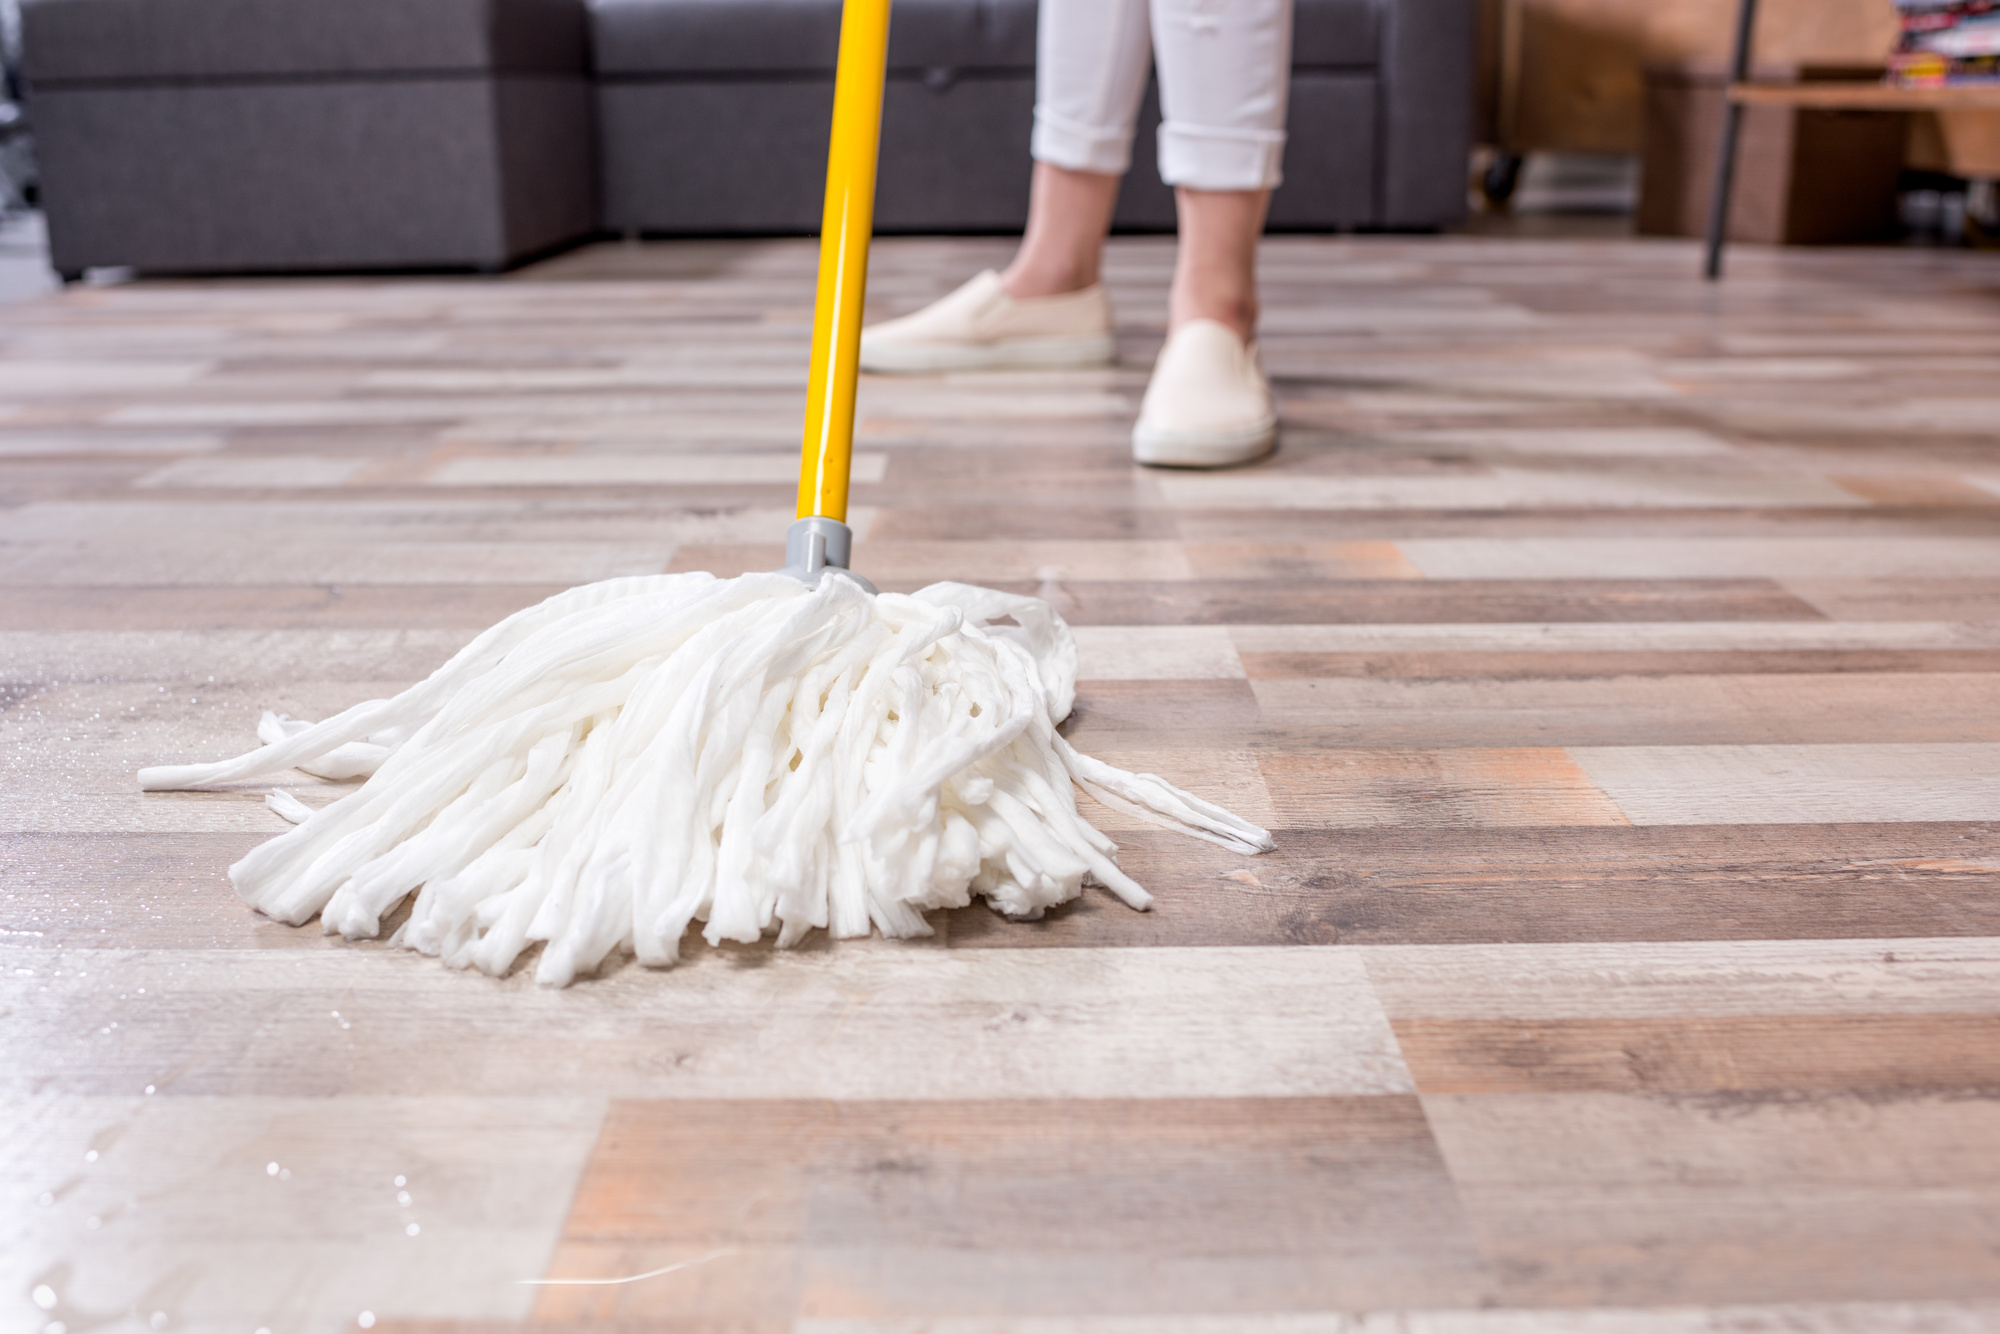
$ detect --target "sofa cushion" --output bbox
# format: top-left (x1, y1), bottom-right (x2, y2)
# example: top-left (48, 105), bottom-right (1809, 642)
top-left (1295, 0), bottom-right (1379, 68)
top-left (592, 0), bottom-right (1036, 75)
top-left (21, 0), bottom-right (589, 84)
top-left (591, 0), bottom-right (1374, 76)
top-left (34, 77), bottom-right (598, 271)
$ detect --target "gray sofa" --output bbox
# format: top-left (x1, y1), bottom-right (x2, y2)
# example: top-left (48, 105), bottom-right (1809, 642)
top-left (22, 0), bottom-right (1471, 276)
top-left (594, 0), bottom-right (1475, 235)
top-left (22, 0), bottom-right (598, 276)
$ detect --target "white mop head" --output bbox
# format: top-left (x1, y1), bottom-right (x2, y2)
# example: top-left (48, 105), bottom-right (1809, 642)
top-left (139, 572), bottom-right (1273, 986)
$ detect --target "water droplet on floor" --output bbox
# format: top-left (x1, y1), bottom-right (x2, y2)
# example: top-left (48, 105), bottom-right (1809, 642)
top-left (83, 1150), bottom-right (97, 1162)
top-left (406, 1223), bottom-right (420, 1236)
top-left (31, 1286), bottom-right (56, 1311)
top-left (149, 1312), bottom-right (168, 1330)
top-left (358, 1313), bottom-right (376, 1330)
top-left (396, 1190), bottom-right (411, 1207)
top-left (266, 1162), bottom-right (279, 1176)
top-left (393, 1174), bottom-right (406, 1187)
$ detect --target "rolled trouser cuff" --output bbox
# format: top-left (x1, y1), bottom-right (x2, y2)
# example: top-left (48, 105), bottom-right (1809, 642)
top-left (1031, 106), bottom-right (1136, 177)
top-left (1158, 122), bottom-right (1287, 192)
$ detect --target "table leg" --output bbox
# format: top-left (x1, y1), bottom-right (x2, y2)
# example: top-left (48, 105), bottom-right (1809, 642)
top-left (1703, 0), bottom-right (1761, 280)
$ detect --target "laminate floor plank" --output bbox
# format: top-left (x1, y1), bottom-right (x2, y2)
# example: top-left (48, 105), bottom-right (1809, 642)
top-left (0, 944), bottom-right (1413, 1100)
top-left (969, 579), bottom-right (1830, 626)
top-left (0, 627), bottom-right (488, 683)
top-left (1783, 578), bottom-right (2000, 621)
top-left (1424, 1091), bottom-right (2000, 1306)
top-left (1259, 747), bottom-right (1632, 827)
top-left (784, 1308), bottom-right (2000, 1334)
top-left (532, 1097), bottom-right (1486, 1322)
top-left (1248, 675), bottom-right (2000, 747)
top-left (0, 585), bottom-right (573, 632)
top-left (941, 825), bottom-right (2000, 948)
top-left (865, 503), bottom-right (1182, 541)
top-left (1401, 536), bottom-right (2000, 581)
top-left (1, 1094), bottom-right (603, 1329)
top-left (1381, 427), bottom-right (1741, 458)
top-left (1363, 936), bottom-right (2000, 1019)
top-left (2, 831), bottom-right (296, 948)
top-left (1152, 469), bottom-right (1869, 513)
top-left (1170, 504), bottom-right (2000, 541)
top-left (1241, 648), bottom-right (2000, 678)
top-left (1572, 742), bottom-right (2000, 824)
top-left (1228, 620), bottom-right (2000, 653)
top-left (1394, 1013), bottom-right (2000, 1093)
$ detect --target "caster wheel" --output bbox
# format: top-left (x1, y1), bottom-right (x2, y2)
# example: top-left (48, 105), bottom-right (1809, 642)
top-left (1481, 153), bottom-right (1523, 209)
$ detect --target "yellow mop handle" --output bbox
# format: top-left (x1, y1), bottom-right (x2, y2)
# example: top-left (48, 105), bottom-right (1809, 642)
top-left (797, 0), bottom-right (892, 525)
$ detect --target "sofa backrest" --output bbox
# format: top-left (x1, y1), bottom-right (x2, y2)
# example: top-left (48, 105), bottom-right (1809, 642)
top-left (593, 0), bottom-right (1033, 75)
top-left (21, 0), bottom-right (589, 83)
top-left (591, 0), bottom-right (1379, 76)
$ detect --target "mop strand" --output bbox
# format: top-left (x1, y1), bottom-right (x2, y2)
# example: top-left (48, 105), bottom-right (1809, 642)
top-left (139, 573), bottom-right (1273, 986)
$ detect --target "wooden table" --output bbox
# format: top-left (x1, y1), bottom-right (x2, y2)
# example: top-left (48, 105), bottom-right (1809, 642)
top-left (1704, 0), bottom-right (2000, 276)
top-left (1732, 81), bottom-right (2000, 111)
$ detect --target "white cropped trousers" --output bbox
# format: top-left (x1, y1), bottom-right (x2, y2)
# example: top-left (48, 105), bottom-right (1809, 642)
top-left (1030, 0), bottom-right (1294, 192)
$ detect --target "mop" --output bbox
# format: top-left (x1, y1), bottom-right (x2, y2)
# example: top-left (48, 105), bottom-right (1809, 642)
top-left (137, 0), bottom-right (1274, 987)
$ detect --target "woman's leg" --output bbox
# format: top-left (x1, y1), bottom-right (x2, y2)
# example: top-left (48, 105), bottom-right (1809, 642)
top-left (855, 0), bottom-right (1151, 372)
top-left (1130, 0), bottom-right (1291, 466)
top-left (1000, 0), bottom-right (1154, 298)
top-left (1170, 186), bottom-right (1271, 338)
top-left (1151, 0), bottom-right (1293, 338)
top-left (1001, 163), bottom-right (1123, 299)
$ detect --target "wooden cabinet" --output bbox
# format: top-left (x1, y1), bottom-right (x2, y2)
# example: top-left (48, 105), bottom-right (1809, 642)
top-left (1910, 110), bottom-right (2000, 178)
top-left (1477, 0), bottom-right (1900, 155)
top-left (1636, 66), bottom-right (1910, 243)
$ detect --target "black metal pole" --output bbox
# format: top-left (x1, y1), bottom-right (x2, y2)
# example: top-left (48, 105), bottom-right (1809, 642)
top-left (1703, 0), bottom-right (1760, 280)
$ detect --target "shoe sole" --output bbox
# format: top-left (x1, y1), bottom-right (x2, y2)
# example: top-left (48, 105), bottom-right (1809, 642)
top-left (858, 333), bottom-right (1117, 374)
top-left (1131, 416), bottom-right (1278, 469)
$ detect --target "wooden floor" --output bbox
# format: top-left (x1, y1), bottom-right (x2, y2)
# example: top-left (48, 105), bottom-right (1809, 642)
top-left (5, 231), bottom-right (2000, 1332)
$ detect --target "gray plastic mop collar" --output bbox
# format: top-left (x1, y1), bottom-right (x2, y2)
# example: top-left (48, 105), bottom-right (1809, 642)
top-left (777, 516), bottom-right (876, 593)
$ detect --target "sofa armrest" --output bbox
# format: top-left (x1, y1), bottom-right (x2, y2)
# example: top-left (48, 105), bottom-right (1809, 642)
top-left (1377, 0), bottom-right (1475, 228)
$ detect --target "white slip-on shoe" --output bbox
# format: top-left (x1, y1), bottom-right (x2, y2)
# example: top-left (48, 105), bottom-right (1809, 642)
top-left (859, 270), bottom-right (1117, 373)
top-left (1131, 319), bottom-right (1278, 468)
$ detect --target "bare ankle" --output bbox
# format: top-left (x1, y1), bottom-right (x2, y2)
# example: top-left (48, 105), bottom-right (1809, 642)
top-left (1002, 163), bottom-right (1119, 300)
top-left (1000, 261), bottom-right (1098, 300)
top-left (1169, 294), bottom-right (1258, 341)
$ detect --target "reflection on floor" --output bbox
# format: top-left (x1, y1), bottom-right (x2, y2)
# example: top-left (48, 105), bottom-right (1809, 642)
top-left (4, 232), bottom-right (2000, 1331)
top-left (0, 210), bottom-right (58, 307)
